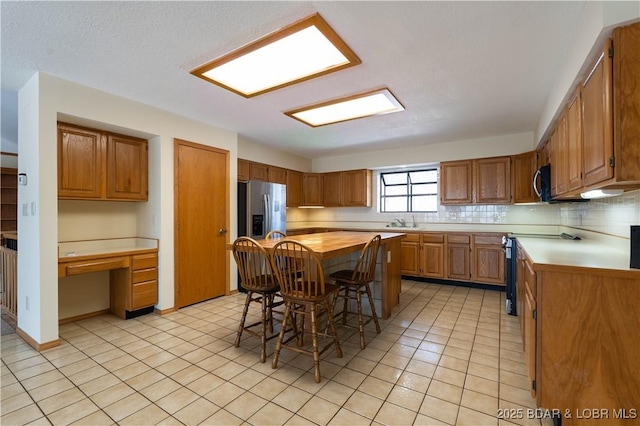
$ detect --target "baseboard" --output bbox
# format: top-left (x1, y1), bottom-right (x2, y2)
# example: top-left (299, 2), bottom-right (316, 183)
top-left (16, 327), bottom-right (60, 351)
top-left (58, 309), bottom-right (111, 325)
top-left (154, 307), bottom-right (176, 315)
top-left (402, 275), bottom-right (506, 292)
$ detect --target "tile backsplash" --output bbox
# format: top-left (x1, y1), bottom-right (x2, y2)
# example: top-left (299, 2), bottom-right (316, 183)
top-left (291, 188), bottom-right (640, 239)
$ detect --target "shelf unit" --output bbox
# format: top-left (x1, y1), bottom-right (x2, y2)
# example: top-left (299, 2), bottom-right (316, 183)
top-left (1, 168), bottom-right (17, 233)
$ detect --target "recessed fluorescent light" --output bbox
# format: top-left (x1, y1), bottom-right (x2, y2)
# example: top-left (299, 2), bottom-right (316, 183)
top-left (580, 189), bottom-right (624, 199)
top-left (190, 13), bottom-right (360, 98)
top-left (285, 88), bottom-right (405, 127)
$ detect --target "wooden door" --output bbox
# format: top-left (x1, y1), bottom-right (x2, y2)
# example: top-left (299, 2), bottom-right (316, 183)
top-left (106, 134), bottom-right (148, 200)
top-left (175, 139), bottom-right (229, 308)
top-left (474, 156), bottom-right (511, 204)
top-left (512, 151), bottom-right (538, 203)
top-left (286, 170), bottom-right (303, 207)
top-left (582, 41), bottom-right (614, 187)
top-left (440, 160), bottom-right (472, 204)
top-left (57, 123), bottom-right (104, 199)
top-left (323, 172), bottom-right (342, 206)
top-left (566, 92), bottom-right (583, 192)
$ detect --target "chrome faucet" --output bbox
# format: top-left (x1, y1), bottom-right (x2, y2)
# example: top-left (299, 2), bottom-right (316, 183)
top-left (394, 218), bottom-right (406, 227)
top-left (412, 215), bottom-right (417, 228)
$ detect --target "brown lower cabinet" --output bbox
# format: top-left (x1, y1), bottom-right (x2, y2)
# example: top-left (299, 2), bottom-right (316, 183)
top-left (400, 232), bottom-right (506, 286)
top-left (517, 242), bottom-right (640, 424)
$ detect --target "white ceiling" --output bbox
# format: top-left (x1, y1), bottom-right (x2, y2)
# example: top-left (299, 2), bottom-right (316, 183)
top-left (1, 1), bottom-right (587, 159)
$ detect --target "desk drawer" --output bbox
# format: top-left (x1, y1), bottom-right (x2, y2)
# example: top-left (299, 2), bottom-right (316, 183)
top-left (133, 253), bottom-right (157, 270)
top-left (132, 280), bottom-right (157, 310)
top-left (133, 268), bottom-right (157, 283)
top-left (65, 256), bottom-right (128, 276)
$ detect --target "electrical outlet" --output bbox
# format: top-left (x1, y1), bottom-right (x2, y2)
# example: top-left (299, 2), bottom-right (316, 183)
top-left (387, 251), bottom-right (391, 263)
top-left (22, 203), bottom-right (29, 216)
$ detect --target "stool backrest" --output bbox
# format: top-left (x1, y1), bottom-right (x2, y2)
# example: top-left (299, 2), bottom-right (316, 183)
top-left (266, 230), bottom-right (287, 239)
top-left (351, 234), bottom-right (382, 282)
top-left (232, 237), bottom-right (275, 292)
top-left (271, 240), bottom-right (325, 298)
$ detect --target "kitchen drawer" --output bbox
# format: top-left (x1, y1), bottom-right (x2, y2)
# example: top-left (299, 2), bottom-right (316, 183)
top-left (473, 235), bottom-right (503, 245)
top-left (64, 256), bottom-right (128, 276)
top-left (422, 233), bottom-right (444, 244)
top-left (403, 233), bottom-right (421, 243)
top-left (133, 253), bottom-right (157, 270)
top-left (447, 234), bottom-right (470, 244)
top-left (131, 280), bottom-right (157, 310)
top-left (133, 268), bottom-right (157, 283)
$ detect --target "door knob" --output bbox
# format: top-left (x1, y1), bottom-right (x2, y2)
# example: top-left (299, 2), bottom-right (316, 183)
top-left (218, 228), bottom-right (227, 235)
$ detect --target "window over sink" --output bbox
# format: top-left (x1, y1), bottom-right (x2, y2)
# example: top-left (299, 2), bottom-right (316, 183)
top-left (380, 169), bottom-right (438, 212)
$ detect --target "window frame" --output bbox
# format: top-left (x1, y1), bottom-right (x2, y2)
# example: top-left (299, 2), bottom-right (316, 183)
top-left (379, 168), bottom-right (438, 213)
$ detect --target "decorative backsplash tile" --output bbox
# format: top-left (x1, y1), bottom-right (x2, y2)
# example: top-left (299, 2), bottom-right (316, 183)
top-left (297, 188), bottom-right (640, 239)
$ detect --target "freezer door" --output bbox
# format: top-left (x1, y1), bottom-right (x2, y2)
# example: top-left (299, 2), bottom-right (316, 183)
top-left (247, 181), bottom-right (286, 239)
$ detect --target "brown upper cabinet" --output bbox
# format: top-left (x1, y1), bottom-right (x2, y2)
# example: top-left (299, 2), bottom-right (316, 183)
top-left (512, 151), bottom-right (538, 204)
top-left (322, 172), bottom-right (342, 207)
top-left (268, 166), bottom-right (287, 185)
top-left (249, 162), bottom-right (268, 181)
top-left (58, 123), bottom-right (148, 201)
top-left (440, 160), bottom-right (473, 204)
top-left (342, 169), bottom-right (372, 207)
top-left (237, 159), bottom-right (250, 182)
top-left (581, 23), bottom-right (640, 191)
top-left (566, 91), bottom-right (583, 192)
top-left (441, 156), bottom-right (511, 205)
top-left (302, 173), bottom-right (323, 206)
top-left (286, 170), bottom-right (303, 207)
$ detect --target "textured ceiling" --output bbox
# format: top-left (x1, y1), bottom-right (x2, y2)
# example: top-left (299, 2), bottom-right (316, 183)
top-left (1, 1), bottom-right (586, 158)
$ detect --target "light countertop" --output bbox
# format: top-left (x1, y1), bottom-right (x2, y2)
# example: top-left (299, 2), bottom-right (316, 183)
top-left (58, 238), bottom-right (158, 261)
top-left (517, 237), bottom-right (635, 272)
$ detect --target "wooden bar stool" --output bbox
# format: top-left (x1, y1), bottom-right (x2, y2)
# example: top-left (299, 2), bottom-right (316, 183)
top-left (330, 234), bottom-right (382, 349)
top-left (232, 237), bottom-right (283, 363)
top-left (270, 240), bottom-right (342, 383)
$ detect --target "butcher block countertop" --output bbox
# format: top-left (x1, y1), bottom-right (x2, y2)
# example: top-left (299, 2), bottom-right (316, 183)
top-left (229, 231), bottom-right (406, 260)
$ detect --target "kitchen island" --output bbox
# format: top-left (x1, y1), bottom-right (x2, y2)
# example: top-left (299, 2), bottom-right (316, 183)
top-left (232, 231), bottom-right (406, 319)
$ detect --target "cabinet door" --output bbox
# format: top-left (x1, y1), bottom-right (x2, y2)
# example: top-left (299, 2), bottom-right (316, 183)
top-left (512, 151), bottom-right (538, 204)
top-left (302, 173), bottom-right (323, 206)
top-left (566, 92), bottom-right (583, 192)
top-left (549, 128), bottom-right (559, 196)
top-left (58, 124), bottom-right (104, 199)
top-left (342, 169), bottom-right (371, 207)
top-left (421, 243), bottom-right (444, 278)
top-left (555, 114), bottom-right (569, 196)
top-left (106, 134), bottom-right (148, 201)
top-left (323, 172), bottom-right (343, 207)
top-left (475, 157), bottom-right (511, 204)
top-left (401, 240), bottom-right (420, 276)
top-left (472, 245), bottom-right (505, 285)
top-left (268, 166), bottom-right (287, 184)
top-left (286, 170), bottom-right (303, 207)
top-left (237, 159), bottom-right (250, 181)
top-left (447, 243), bottom-right (470, 281)
top-left (582, 41), bottom-right (614, 187)
top-left (524, 285), bottom-right (537, 398)
top-left (440, 160), bottom-right (473, 204)
top-left (250, 162), bottom-right (268, 181)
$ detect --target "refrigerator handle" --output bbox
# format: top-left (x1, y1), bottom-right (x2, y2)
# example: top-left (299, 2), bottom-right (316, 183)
top-left (263, 194), bottom-right (271, 235)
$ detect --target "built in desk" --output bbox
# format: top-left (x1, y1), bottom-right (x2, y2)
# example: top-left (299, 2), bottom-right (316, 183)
top-left (58, 238), bottom-right (159, 319)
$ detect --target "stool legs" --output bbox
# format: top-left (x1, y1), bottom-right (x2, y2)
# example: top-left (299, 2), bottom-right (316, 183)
top-left (332, 282), bottom-right (381, 349)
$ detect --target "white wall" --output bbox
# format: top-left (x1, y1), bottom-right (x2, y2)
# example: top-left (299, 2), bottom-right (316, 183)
top-left (312, 132), bottom-right (534, 172)
top-left (238, 135), bottom-right (311, 172)
top-left (19, 73), bottom-right (241, 344)
top-left (536, 1), bottom-right (640, 145)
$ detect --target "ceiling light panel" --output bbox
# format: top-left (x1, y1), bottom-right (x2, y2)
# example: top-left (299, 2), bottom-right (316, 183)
top-left (285, 88), bottom-right (405, 127)
top-left (191, 13), bottom-right (360, 98)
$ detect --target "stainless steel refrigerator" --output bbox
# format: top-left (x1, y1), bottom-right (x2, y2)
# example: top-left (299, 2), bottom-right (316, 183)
top-left (237, 181), bottom-right (287, 241)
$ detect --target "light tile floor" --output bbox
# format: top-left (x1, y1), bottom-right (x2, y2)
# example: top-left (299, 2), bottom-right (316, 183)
top-left (1, 280), bottom-right (553, 425)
